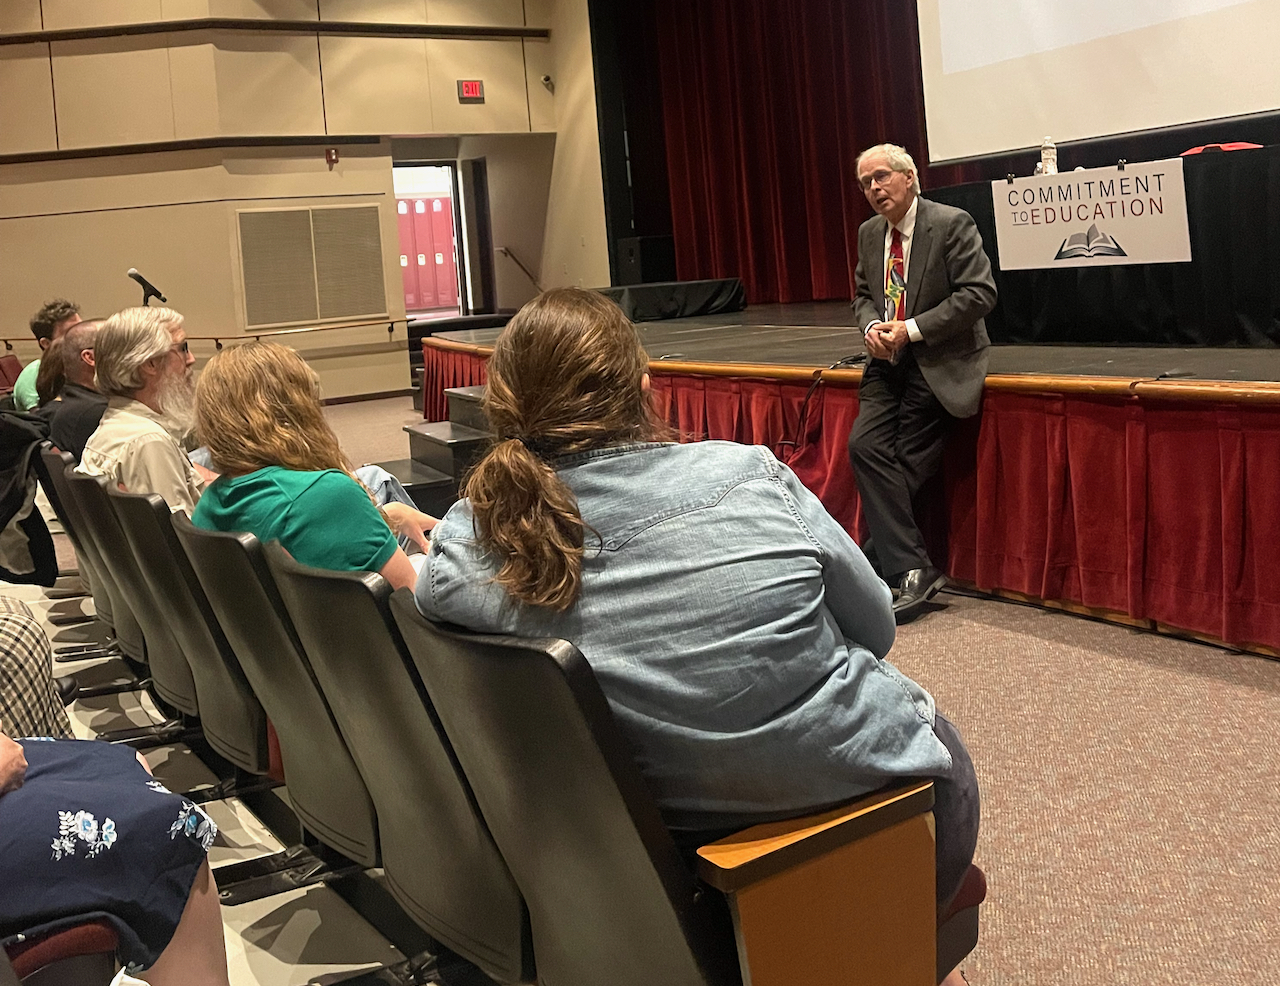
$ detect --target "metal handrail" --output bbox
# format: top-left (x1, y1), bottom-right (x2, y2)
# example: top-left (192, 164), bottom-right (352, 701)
top-left (0, 318), bottom-right (409, 355)
top-left (496, 246), bottom-right (544, 293)
top-left (186, 318), bottom-right (407, 350)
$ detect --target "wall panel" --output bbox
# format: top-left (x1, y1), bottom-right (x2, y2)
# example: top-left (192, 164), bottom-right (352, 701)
top-left (211, 33), bottom-right (325, 135)
top-left (427, 39), bottom-right (529, 134)
top-left (0, 45), bottom-right (57, 155)
top-left (51, 39), bottom-right (176, 148)
top-left (321, 37), bottom-right (433, 136)
top-left (524, 39), bottom-right (555, 133)
top-left (168, 38), bottom-right (220, 139)
top-left (0, 1), bottom-right (43, 34)
top-left (426, 0), bottom-right (524, 27)
top-left (523, 0), bottom-right (552, 30)
top-left (318, 0), bottom-right (427, 24)
top-left (41, 0), bottom-right (162, 30)
top-left (162, 0), bottom-right (319, 18)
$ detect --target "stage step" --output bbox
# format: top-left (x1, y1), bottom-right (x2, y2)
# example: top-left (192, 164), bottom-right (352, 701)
top-left (404, 421), bottom-right (489, 480)
top-left (375, 458), bottom-right (458, 517)
top-left (445, 385), bottom-right (487, 431)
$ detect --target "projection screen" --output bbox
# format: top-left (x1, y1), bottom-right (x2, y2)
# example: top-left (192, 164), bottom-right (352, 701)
top-left (916, 0), bottom-right (1280, 163)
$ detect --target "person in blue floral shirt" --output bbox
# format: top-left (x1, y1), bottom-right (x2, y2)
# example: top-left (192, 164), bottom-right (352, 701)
top-left (0, 731), bottom-right (230, 985)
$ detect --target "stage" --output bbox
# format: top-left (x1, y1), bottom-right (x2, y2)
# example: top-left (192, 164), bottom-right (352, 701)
top-left (422, 303), bottom-right (1280, 657)
top-left (428, 301), bottom-right (1280, 384)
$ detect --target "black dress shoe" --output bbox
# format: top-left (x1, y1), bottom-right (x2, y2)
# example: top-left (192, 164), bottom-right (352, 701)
top-left (54, 675), bottom-right (80, 707)
top-left (892, 566), bottom-right (948, 619)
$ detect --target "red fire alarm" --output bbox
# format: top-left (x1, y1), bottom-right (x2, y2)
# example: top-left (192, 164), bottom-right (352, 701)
top-left (457, 80), bottom-right (485, 104)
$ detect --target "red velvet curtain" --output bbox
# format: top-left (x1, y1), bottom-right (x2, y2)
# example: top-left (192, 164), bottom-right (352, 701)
top-left (652, 0), bottom-right (1020, 304)
top-left (423, 346), bottom-right (1280, 650)
top-left (653, 0), bottom-right (977, 304)
top-left (421, 348), bottom-right (488, 421)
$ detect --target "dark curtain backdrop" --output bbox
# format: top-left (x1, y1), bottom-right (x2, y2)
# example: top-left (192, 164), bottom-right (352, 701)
top-left (643, 0), bottom-right (1280, 307)
top-left (652, 0), bottom-right (1002, 303)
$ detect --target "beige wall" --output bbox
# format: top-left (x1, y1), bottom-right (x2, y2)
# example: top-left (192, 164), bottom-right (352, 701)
top-left (0, 142), bottom-right (410, 398)
top-left (539, 0), bottom-right (611, 290)
top-left (0, 0), bottom-right (614, 396)
top-left (456, 134), bottom-right (556, 311)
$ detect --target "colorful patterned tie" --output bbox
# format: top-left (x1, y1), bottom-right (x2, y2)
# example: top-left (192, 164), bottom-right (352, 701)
top-left (886, 227), bottom-right (906, 320)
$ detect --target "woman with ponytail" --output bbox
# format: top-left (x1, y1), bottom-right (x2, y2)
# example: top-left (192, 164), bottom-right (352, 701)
top-left (417, 288), bottom-right (979, 920)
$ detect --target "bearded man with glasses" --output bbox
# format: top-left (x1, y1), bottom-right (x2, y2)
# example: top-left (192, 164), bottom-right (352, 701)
top-left (77, 306), bottom-right (206, 515)
top-left (847, 143), bottom-right (997, 619)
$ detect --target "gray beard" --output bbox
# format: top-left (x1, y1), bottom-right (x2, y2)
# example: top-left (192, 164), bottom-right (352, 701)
top-left (155, 368), bottom-right (197, 441)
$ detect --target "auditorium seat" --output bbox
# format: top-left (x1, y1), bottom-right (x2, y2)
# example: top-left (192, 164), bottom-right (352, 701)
top-left (106, 486), bottom-right (273, 778)
top-left (60, 469), bottom-right (199, 737)
top-left (35, 447), bottom-right (146, 693)
top-left (3, 919), bottom-right (118, 986)
top-left (0, 354), bottom-right (22, 395)
top-left (264, 545), bottom-right (534, 985)
top-left (172, 516), bottom-right (380, 867)
top-left (389, 591), bottom-right (982, 986)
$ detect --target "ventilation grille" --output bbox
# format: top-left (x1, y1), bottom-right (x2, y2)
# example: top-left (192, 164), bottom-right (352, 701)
top-left (238, 206), bottom-right (389, 328)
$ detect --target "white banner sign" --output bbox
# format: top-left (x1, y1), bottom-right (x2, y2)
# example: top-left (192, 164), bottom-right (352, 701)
top-left (991, 158), bottom-right (1191, 270)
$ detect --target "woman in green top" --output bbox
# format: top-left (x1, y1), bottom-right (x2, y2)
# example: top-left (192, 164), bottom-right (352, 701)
top-left (191, 343), bottom-right (435, 589)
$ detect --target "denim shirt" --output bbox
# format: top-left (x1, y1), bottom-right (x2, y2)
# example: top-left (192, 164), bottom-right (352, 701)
top-left (415, 441), bottom-right (952, 829)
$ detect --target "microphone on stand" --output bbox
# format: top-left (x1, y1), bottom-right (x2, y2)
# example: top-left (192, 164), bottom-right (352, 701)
top-left (127, 268), bottom-right (167, 306)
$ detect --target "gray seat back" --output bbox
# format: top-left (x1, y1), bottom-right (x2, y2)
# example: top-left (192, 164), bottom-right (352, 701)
top-left (38, 447), bottom-right (144, 662)
top-left (264, 545), bottom-right (533, 984)
top-left (172, 515), bottom-right (379, 865)
top-left (388, 591), bottom-right (741, 986)
top-left (61, 468), bottom-right (197, 715)
top-left (106, 487), bottom-right (268, 774)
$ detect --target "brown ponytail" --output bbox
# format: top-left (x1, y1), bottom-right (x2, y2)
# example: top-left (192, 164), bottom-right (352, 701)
top-left (462, 288), bottom-right (662, 610)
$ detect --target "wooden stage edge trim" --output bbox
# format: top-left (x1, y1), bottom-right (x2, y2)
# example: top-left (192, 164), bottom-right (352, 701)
top-left (962, 584), bottom-right (1280, 662)
top-left (423, 338), bottom-right (1280, 404)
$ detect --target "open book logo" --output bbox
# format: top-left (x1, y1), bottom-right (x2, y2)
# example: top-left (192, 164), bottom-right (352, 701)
top-left (1055, 223), bottom-right (1127, 260)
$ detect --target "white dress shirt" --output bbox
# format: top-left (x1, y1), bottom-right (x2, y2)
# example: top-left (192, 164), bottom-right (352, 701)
top-left (864, 195), bottom-right (924, 344)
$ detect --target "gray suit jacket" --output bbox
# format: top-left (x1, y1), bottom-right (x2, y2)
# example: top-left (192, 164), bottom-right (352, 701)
top-left (853, 196), bottom-right (997, 418)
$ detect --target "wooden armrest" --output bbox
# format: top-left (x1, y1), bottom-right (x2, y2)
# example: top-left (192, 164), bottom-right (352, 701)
top-left (696, 779), bottom-right (935, 892)
top-left (693, 780), bottom-right (939, 986)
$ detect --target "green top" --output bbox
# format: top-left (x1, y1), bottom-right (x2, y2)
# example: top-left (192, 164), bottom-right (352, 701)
top-left (13, 359), bottom-right (39, 412)
top-left (192, 466), bottom-right (397, 574)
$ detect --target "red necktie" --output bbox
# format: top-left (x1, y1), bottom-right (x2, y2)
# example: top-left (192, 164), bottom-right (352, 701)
top-left (886, 227), bottom-right (906, 320)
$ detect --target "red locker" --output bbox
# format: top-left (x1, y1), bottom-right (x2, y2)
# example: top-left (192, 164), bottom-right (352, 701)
top-left (429, 196), bottom-right (459, 309)
top-left (412, 199), bottom-right (439, 308)
top-left (396, 199), bottom-right (420, 311)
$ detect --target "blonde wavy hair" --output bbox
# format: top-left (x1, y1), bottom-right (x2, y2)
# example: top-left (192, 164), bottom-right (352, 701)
top-left (194, 342), bottom-right (354, 478)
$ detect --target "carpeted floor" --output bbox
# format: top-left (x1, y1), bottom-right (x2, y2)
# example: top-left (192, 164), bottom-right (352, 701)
top-left (891, 591), bottom-right (1280, 984)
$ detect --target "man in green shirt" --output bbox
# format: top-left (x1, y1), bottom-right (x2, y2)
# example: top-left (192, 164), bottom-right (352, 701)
top-left (15, 300), bottom-right (81, 412)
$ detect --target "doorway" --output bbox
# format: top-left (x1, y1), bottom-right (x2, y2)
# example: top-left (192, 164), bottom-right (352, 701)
top-left (392, 163), bottom-right (462, 318)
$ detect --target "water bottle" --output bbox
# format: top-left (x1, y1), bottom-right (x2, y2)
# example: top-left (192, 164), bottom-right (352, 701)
top-left (1040, 136), bottom-right (1058, 176)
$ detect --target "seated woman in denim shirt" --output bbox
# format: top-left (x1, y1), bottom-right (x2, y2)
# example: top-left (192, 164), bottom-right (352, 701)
top-left (414, 289), bottom-right (979, 948)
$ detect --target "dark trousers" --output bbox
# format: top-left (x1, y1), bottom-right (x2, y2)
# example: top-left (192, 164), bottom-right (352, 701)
top-left (848, 350), bottom-right (953, 581)
top-left (930, 713), bottom-right (981, 914)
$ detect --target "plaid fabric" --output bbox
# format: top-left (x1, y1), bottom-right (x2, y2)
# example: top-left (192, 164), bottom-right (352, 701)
top-left (0, 597), bottom-right (72, 739)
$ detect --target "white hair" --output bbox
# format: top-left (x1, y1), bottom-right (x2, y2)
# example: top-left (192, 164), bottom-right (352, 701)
top-left (94, 306), bottom-right (184, 398)
top-left (856, 143), bottom-right (922, 194)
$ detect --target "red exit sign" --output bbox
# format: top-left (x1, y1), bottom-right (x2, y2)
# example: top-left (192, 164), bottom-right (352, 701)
top-left (457, 80), bottom-right (485, 104)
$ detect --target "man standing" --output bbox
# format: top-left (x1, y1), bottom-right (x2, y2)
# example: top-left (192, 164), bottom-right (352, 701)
top-left (45, 320), bottom-right (108, 461)
top-left (848, 143), bottom-right (997, 619)
top-left (15, 300), bottom-right (81, 412)
top-left (76, 307), bottom-right (203, 514)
